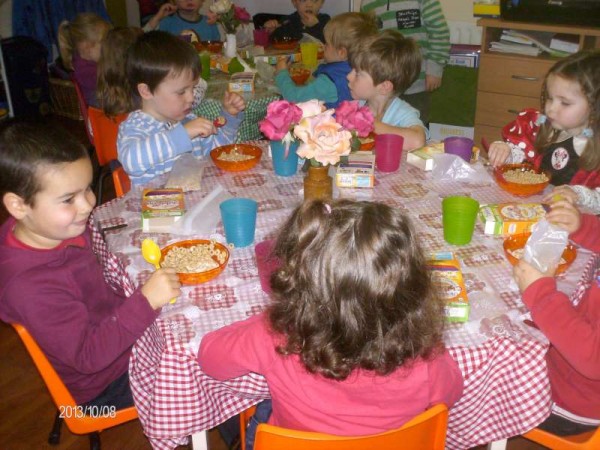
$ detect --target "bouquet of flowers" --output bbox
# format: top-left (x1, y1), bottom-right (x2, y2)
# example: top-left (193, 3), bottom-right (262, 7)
top-left (208, 0), bottom-right (251, 34)
top-left (259, 100), bottom-right (374, 167)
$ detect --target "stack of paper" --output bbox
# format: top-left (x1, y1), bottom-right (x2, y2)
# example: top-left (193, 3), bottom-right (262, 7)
top-left (490, 29), bottom-right (570, 57)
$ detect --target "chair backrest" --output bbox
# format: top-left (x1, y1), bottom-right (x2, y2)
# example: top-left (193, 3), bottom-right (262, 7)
top-left (254, 404), bottom-right (448, 450)
top-left (70, 76), bottom-right (93, 146)
top-left (524, 426), bottom-right (600, 450)
top-left (10, 323), bottom-right (137, 435)
top-left (87, 107), bottom-right (128, 167)
top-left (112, 165), bottom-right (131, 197)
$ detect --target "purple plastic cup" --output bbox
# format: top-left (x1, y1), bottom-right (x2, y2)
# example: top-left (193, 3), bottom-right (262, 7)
top-left (444, 136), bottom-right (474, 162)
top-left (253, 29), bottom-right (270, 47)
top-left (374, 134), bottom-right (404, 172)
top-left (255, 239), bottom-right (281, 294)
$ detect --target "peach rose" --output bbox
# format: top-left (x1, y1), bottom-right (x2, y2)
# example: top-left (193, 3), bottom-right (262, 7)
top-left (294, 110), bottom-right (352, 166)
top-left (296, 99), bottom-right (325, 119)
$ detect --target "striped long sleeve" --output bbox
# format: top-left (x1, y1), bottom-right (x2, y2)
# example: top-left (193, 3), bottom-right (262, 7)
top-left (361, 0), bottom-right (450, 94)
top-left (117, 110), bottom-right (242, 186)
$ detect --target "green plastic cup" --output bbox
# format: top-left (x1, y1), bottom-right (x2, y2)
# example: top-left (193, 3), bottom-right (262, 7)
top-left (442, 196), bottom-right (480, 245)
top-left (200, 52), bottom-right (211, 81)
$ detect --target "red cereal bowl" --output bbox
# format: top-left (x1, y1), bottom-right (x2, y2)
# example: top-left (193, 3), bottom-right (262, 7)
top-left (200, 40), bottom-right (224, 53)
top-left (210, 144), bottom-right (262, 172)
top-left (359, 132), bottom-right (376, 150)
top-left (271, 37), bottom-right (299, 51)
top-left (494, 163), bottom-right (551, 197)
top-left (161, 239), bottom-right (230, 285)
top-left (290, 67), bottom-right (311, 85)
top-left (503, 232), bottom-right (577, 274)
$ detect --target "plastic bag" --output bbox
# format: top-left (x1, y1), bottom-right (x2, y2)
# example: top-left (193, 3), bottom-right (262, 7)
top-left (169, 184), bottom-right (232, 236)
top-left (165, 154), bottom-right (206, 192)
top-left (523, 218), bottom-right (569, 273)
top-left (431, 154), bottom-right (492, 183)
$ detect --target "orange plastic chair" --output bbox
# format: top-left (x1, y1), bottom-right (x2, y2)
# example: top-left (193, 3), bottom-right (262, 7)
top-left (112, 165), bottom-right (131, 197)
top-left (241, 403), bottom-right (448, 450)
top-left (523, 425), bottom-right (600, 450)
top-left (11, 323), bottom-right (138, 449)
top-left (71, 76), bottom-right (93, 145)
top-left (87, 107), bottom-right (128, 204)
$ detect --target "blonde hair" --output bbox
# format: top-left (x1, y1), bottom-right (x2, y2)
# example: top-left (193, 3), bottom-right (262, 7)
top-left (97, 27), bottom-right (144, 118)
top-left (349, 29), bottom-right (422, 95)
top-left (323, 12), bottom-right (378, 59)
top-left (58, 13), bottom-right (112, 71)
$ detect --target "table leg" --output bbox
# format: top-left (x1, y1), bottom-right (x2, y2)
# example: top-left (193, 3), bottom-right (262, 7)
top-left (191, 430), bottom-right (208, 450)
top-left (487, 439), bottom-right (507, 450)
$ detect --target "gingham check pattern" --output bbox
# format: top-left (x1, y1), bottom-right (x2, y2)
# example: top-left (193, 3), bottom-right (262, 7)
top-left (94, 142), bottom-right (597, 450)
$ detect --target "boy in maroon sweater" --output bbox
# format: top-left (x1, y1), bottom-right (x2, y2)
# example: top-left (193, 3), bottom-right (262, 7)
top-left (514, 198), bottom-right (600, 435)
top-left (0, 120), bottom-right (180, 407)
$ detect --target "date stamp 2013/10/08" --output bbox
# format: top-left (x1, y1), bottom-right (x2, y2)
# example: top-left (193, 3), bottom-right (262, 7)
top-left (59, 405), bottom-right (117, 419)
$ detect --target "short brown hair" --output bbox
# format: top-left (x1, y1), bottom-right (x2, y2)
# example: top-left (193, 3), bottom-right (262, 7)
top-left (127, 31), bottom-right (201, 98)
top-left (0, 120), bottom-right (89, 207)
top-left (349, 29), bottom-right (422, 95)
top-left (323, 12), bottom-right (378, 59)
top-left (269, 199), bottom-right (445, 380)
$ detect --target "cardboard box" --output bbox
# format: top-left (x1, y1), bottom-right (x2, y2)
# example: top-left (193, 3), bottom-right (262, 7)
top-left (228, 72), bottom-right (255, 93)
top-left (473, 2), bottom-right (500, 17)
top-left (407, 142), bottom-right (480, 171)
top-left (429, 123), bottom-right (474, 142)
top-left (142, 188), bottom-right (185, 232)
top-left (427, 252), bottom-right (469, 322)
top-left (479, 203), bottom-right (547, 235)
top-left (335, 153), bottom-right (375, 188)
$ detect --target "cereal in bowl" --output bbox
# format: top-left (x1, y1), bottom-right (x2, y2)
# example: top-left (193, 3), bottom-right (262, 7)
top-left (217, 147), bottom-right (254, 162)
top-left (162, 241), bottom-right (227, 273)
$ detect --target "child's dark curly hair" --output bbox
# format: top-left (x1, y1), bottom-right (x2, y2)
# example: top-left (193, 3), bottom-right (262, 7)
top-left (268, 199), bottom-right (445, 381)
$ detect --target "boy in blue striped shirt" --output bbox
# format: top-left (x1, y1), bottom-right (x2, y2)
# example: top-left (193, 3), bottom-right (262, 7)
top-left (117, 31), bottom-right (245, 186)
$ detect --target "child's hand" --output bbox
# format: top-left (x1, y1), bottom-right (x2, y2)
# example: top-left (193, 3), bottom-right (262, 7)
top-left (141, 268), bottom-right (181, 310)
top-left (299, 11), bottom-right (319, 28)
top-left (545, 199), bottom-right (582, 234)
top-left (263, 20), bottom-right (280, 33)
top-left (543, 186), bottom-right (578, 205)
top-left (156, 2), bottom-right (177, 20)
top-left (206, 10), bottom-right (218, 25)
top-left (184, 117), bottom-right (217, 138)
top-left (275, 56), bottom-right (291, 72)
top-left (488, 141), bottom-right (511, 167)
top-left (513, 260), bottom-right (555, 293)
top-left (222, 91), bottom-right (246, 116)
top-left (425, 74), bottom-right (442, 91)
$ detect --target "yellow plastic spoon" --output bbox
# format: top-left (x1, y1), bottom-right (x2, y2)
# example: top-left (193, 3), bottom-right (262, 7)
top-left (141, 238), bottom-right (176, 304)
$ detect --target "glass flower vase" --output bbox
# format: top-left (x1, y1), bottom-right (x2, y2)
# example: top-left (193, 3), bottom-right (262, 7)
top-left (304, 165), bottom-right (332, 202)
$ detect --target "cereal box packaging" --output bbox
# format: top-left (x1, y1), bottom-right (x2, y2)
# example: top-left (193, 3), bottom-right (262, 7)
top-left (479, 202), bottom-right (547, 235)
top-left (427, 252), bottom-right (469, 322)
top-left (335, 153), bottom-right (375, 188)
top-left (142, 188), bottom-right (186, 232)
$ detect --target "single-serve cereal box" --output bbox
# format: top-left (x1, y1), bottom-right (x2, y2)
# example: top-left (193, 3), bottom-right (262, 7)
top-left (479, 202), bottom-right (547, 235)
top-left (335, 153), bottom-right (375, 188)
top-left (427, 252), bottom-right (469, 322)
top-left (406, 141), bottom-right (480, 171)
top-left (142, 188), bottom-right (185, 232)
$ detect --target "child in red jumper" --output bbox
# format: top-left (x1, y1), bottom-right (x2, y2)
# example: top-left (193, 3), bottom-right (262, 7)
top-left (0, 120), bottom-right (181, 408)
top-left (514, 198), bottom-right (600, 435)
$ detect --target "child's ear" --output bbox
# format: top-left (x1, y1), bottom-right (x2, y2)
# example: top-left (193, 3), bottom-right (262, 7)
top-left (137, 83), bottom-right (153, 100)
top-left (2, 192), bottom-right (29, 220)
top-left (338, 47), bottom-right (348, 60)
top-left (376, 80), bottom-right (395, 95)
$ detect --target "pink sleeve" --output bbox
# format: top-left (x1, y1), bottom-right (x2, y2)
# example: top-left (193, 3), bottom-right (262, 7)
top-left (523, 278), bottom-right (600, 379)
top-left (198, 313), bottom-right (276, 380)
top-left (428, 349), bottom-right (464, 408)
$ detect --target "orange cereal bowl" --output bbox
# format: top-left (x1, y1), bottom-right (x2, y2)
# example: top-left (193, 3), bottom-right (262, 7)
top-left (200, 40), bottom-right (223, 53)
top-left (494, 163), bottom-right (550, 197)
top-left (210, 144), bottom-right (262, 172)
top-left (271, 36), bottom-right (299, 50)
top-left (503, 233), bottom-right (577, 275)
top-left (160, 239), bottom-right (230, 285)
top-left (359, 132), bottom-right (376, 150)
top-left (290, 67), bottom-right (311, 85)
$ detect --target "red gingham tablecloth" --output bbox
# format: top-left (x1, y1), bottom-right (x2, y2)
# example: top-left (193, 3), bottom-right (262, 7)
top-left (92, 142), bottom-right (598, 449)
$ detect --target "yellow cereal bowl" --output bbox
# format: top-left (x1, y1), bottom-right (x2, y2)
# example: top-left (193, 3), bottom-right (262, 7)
top-left (494, 163), bottom-right (550, 197)
top-left (210, 144), bottom-right (262, 172)
top-left (160, 239), bottom-right (229, 285)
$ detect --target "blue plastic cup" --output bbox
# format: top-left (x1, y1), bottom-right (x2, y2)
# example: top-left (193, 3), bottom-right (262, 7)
top-left (271, 140), bottom-right (299, 176)
top-left (220, 198), bottom-right (258, 248)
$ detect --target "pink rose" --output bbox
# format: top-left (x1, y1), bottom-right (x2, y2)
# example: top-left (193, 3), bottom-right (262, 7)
top-left (259, 100), bottom-right (303, 140)
top-left (234, 6), bottom-right (251, 23)
top-left (335, 101), bottom-right (374, 137)
top-left (294, 110), bottom-right (352, 166)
